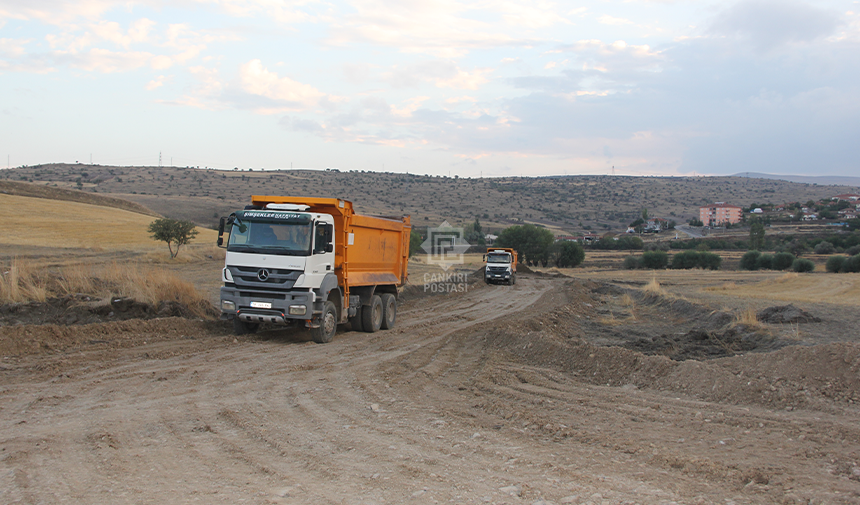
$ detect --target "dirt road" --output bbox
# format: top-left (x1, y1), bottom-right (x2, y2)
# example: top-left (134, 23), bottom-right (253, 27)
top-left (1, 276), bottom-right (859, 504)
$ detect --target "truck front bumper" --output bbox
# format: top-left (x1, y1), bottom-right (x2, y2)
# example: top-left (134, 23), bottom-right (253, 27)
top-left (219, 286), bottom-right (318, 326)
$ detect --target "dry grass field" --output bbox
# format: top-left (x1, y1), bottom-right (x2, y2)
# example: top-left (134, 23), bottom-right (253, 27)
top-left (0, 193), bottom-right (217, 251)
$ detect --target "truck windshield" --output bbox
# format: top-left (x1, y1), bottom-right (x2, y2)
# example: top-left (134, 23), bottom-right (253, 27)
top-left (487, 253), bottom-right (511, 263)
top-left (227, 214), bottom-right (313, 256)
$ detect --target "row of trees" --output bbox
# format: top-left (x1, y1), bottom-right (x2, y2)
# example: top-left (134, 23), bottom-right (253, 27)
top-left (825, 254), bottom-right (860, 273)
top-left (624, 250), bottom-right (722, 270)
top-left (740, 250), bottom-right (815, 273)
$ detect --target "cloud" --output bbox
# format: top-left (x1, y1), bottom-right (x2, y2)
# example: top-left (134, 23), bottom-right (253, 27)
top-left (238, 59), bottom-right (328, 112)
top-left (383, 60), bottom-right (491, 90)
top-left (146, 74), bottom-right (167, 90)
top-left (324, 0), bottom-right (546, 57)
top-left (598, 15), bottom-right (634, 26)
top-left (52, 47), bottom-right (153, 73)
top-left (0, 37), bottom-right (29, 57)
top-left (708, 0), bottom-right (842, 50)
top-left (90, 18), bottom-right (156, 48)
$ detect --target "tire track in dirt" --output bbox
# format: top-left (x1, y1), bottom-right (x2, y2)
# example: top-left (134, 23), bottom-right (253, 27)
top-left (2, 276), bottom-right (860, 504)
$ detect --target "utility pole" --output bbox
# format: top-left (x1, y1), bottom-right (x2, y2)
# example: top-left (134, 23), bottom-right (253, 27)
top-left (159, 152), bottom-right (162, 167)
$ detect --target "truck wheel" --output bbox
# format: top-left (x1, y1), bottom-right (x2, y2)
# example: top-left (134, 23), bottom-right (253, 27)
top-left (232, 317), bottom-right (259, 336)
top-left (361, 295), bottom-right (383, 333)
top-left (380, 293), bottom-right (396, 329)
top-left (311, 301), bottom-right (337, 344)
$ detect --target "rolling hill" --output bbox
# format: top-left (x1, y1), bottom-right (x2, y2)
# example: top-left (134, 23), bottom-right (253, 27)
top-left (3, 164), bottom-right (857, 235)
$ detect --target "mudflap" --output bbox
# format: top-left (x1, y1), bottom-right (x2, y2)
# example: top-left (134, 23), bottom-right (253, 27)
top-left (305, 311), bottom-right (324, 329)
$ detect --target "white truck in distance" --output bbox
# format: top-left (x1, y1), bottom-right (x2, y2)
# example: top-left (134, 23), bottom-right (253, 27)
top-left (484, 247), bottom-right (517, 285)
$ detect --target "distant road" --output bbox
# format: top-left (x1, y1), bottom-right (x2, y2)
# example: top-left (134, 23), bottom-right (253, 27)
top-left (675, 224), bottom-right (704, 238)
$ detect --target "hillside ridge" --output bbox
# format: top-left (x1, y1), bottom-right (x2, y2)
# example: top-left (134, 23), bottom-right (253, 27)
top-left (3, 164), bottom-right (857, 233)
top-left (0, 180), bottom-right (161, 217)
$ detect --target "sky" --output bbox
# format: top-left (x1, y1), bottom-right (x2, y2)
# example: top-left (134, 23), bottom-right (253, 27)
top-left (1, 0), bottom-right (858, 178)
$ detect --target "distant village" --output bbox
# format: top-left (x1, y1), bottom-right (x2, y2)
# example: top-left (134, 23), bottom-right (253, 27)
top-left (518, 193), bottom-right (860, 245)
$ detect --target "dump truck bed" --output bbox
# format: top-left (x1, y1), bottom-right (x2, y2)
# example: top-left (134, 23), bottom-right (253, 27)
top-left (249, 196), bottom-right (410, 289)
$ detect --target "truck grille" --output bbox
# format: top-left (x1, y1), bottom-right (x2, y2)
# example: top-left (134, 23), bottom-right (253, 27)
top-left (229, 266), bottom-right (302, 289)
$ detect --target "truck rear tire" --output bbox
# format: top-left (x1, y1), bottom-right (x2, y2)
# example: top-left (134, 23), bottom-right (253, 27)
top-left (232, 317), bottom-right (259, 336)
top-left (311, 301), bottom-right (337, 343)
top-left (380, 293), bottom-right (396, 329)
top-left (361, 295), bottom-right (383, 333)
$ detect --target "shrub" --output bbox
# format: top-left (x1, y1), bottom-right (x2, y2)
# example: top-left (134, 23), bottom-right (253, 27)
top-left (740, 251), bottom-right (761, 270)
top-left (814, 241), bottom-right (836, 255)
top-left (791, 258), bottom-right (815, 273)
top-left (755, 254), bottom-right (773, 270)
top-left (772, 252), bottom-right (796, 271)
top-left (843, 254), bottom-right (860, 273)
top-left (643, 242), bottom-right (669, 252)
top-left (556, 241), bottom-right (585, 268)
top-left (671, 250), bottom-right (699, 270)
top-left (641, 250), bottom-right (669, 269)
top-left (697, 252), bottom-right (723, 270)
top-left (623, 255), bottom-right (642, 269)
top-left (826, 255), bottom-right (846, 273)
top-left (670, 250), bottom-right (723, 270)
top-left (846, 245), bottom-right (860, 256)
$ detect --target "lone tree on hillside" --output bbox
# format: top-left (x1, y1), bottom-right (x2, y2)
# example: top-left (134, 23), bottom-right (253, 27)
top-left (148, 218), bottom-right (199, 259)
top-left (749, 218), bottom-right (765, 251)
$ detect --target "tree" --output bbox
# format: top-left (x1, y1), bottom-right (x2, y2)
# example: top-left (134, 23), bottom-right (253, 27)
top-left (409, 229), bottom-right (424, 257)
top-left (463, 217), bottom-right (486, 249)
top-left (496, 224), bottom-right (555, 266)
top-left (749, 219), bottom-right (765, 251)
top-left (555, 241), bottom-right (585, 268)
top-left (148, 218), bottom-right (199, 259)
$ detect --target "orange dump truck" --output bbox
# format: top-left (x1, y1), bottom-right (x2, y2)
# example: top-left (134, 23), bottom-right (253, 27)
top-left (484, 247), bottom-right (518, 285)
top-left (217, 196), bottom-right (410, 343)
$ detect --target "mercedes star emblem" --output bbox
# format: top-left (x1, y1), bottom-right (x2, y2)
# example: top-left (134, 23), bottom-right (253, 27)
top-left (257, 268), bottom-right (270, 281)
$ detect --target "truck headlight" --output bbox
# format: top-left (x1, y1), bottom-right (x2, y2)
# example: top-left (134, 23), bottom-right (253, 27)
top-left (289, 305), bottom-right (307, 315)
top-left (221, 300), bottom-right (236, 311)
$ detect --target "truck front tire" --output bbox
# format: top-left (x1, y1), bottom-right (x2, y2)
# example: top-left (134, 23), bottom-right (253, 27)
top-left (311, 301), bottom-right (337, 344)
top-left (380, 293), bottom-right (396, 329)
top-left (362, 295), bottom-right (383, 333)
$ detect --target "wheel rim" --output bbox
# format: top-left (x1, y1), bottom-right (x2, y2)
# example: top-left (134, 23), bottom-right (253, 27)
top-left (373, 304), bottom-right (382, 326)
top-left (386, 300), bottom-right (395, 323)
top-left (324, 311), bottom-right (336, 335)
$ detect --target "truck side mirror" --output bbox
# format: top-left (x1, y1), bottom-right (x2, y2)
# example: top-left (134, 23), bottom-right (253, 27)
top-left (325, 243), bottom-right (334, 253)
top-left (217, 217), bottom-right (226, 248)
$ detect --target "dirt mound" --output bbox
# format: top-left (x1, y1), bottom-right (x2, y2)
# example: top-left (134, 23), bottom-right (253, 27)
top-left (475, 279), bottom-right (860, 410)
top-left (757, 304), bottom-right (821, 324)
top-left (623, 325), bottom-right (796, 361)
top-left (483, 314), bottom-right (860, 411)
top-left (0, 295), bottom-right (217, 327)
top-left (517, 263), bottom-right (534, 274)
top-left (0, 318), bottom-right (230, 358)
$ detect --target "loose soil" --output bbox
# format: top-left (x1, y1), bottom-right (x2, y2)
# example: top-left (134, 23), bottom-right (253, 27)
top-left (1, 274), bottom-right (859, 504)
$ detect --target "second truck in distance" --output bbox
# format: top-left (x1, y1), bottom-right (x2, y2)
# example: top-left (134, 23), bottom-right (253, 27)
top-left (484, 247), bottom-right (517, 285)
